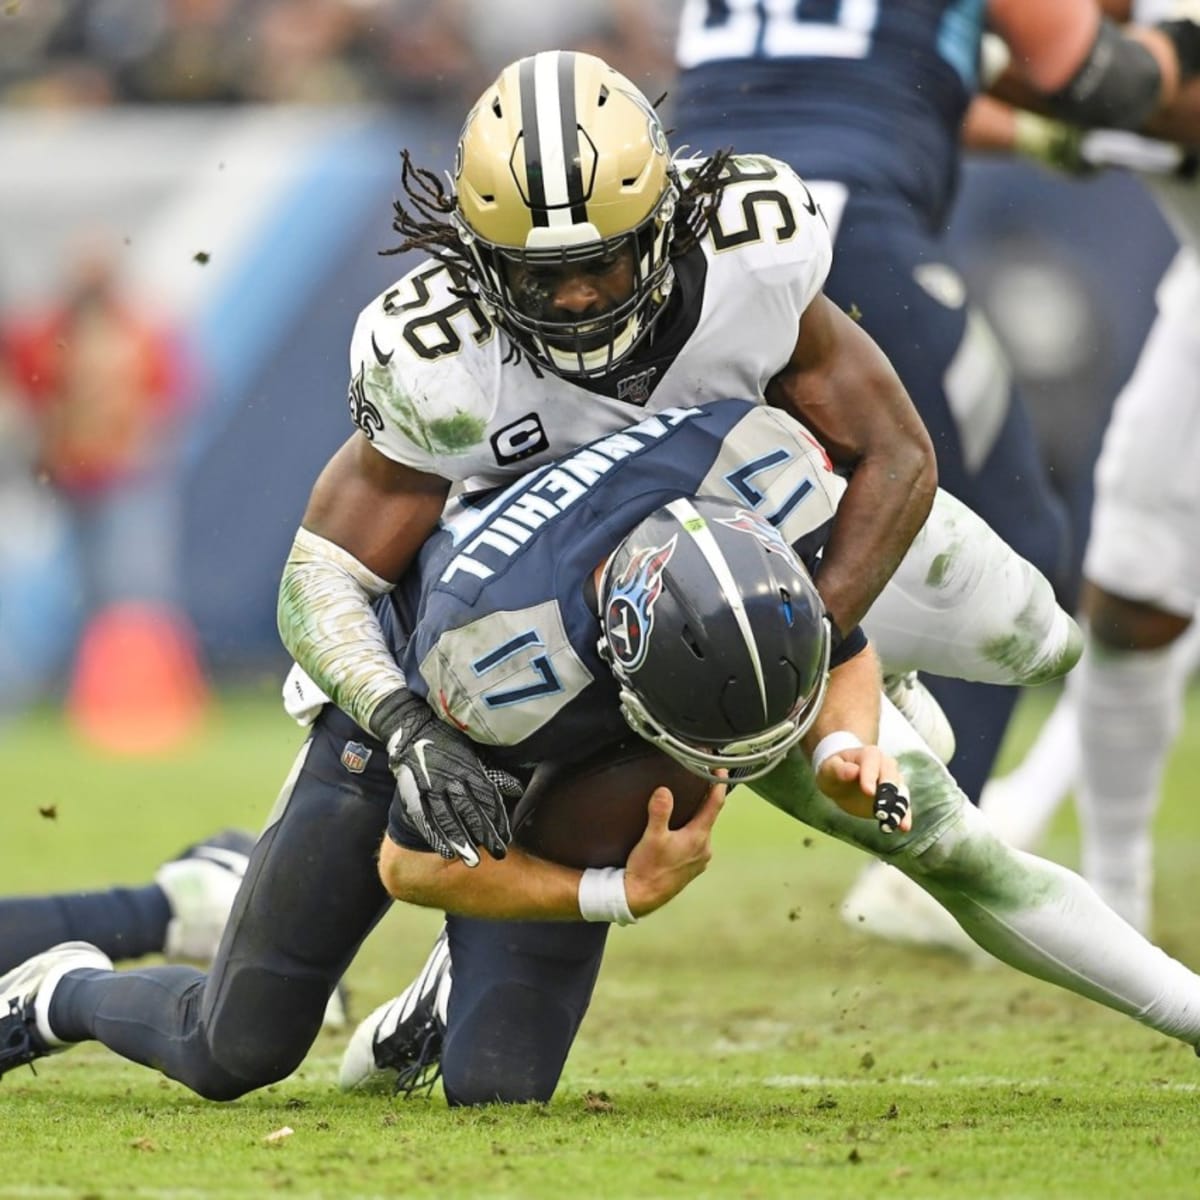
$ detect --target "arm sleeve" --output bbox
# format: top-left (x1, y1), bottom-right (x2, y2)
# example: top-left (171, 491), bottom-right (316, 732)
top-left (277, 527), bottom-right (408, 736)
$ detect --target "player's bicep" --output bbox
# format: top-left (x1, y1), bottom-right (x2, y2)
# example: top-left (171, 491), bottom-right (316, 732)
top-left (301, 433), bottom-right (449, 582)
top-left (766, 293), bottom-right (928, 470)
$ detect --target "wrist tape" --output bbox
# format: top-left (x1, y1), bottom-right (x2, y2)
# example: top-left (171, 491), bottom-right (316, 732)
top-left (578, 867), bottom-right (638, 925)
top-left (811, 730), bottom-right (864, 774)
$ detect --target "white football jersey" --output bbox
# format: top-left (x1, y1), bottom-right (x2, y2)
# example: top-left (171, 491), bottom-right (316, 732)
top-left (346, 154), bottom-right (832, 490)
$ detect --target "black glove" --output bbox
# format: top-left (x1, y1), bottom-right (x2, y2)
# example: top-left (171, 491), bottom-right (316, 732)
top-left (873, 781), bottom-right (910, 836)
top-left (371, 688), bottom-right (518, 867)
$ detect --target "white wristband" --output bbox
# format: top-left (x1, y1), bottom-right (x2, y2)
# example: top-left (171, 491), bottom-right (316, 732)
top-left (578, 867), bottom-right (638, 925)
top-left (811, 730), bottom-right (864, 775)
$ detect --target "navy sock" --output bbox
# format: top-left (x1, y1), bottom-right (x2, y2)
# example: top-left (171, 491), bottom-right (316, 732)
top-left (0, 885), bottom-right (171, 973)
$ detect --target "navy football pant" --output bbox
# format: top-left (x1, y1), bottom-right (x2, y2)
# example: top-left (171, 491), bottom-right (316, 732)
top-left (44, 705), bottom-right (605, 1103)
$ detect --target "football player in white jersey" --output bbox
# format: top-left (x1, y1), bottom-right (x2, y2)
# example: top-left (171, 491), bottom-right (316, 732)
top-left (277, 49), bottom-right (937, 870)
top-left (969, 2), bottom-right (1200, 934)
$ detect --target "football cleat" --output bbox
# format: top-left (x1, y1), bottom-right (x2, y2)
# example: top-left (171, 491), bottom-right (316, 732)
top-left (0, 941), bottom-right (114, 1079)
top-left (339, 928), bottom-right (451, 1095)
top-left (883, 671), bottom-right (957, 764)
top-left (155, 829), bottom-right (256, 963)
top-left (154, 829), bottom-right (350, 1030)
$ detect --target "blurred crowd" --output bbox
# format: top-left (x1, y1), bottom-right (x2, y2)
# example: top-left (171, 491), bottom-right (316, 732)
top-left (0, 0), bottom-right (677, 111)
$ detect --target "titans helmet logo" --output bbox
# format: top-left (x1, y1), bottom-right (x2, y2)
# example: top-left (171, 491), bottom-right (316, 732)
top-left (603, 534), bottom-right (678, 673)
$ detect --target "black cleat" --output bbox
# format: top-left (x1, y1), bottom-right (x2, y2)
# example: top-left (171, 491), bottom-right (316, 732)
top-left (339, 928), bottom-right (450, 1096)
top-left (0, 942), bottom-right (113, 1080)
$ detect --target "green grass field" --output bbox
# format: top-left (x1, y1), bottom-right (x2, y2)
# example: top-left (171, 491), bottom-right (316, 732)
top-left (3, 685), bottom-right (1200, 1199)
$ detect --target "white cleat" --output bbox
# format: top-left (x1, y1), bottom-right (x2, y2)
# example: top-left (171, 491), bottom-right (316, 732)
top-left (0, 941), bottom-right (114, 1078)
top-left (155, 830), bottom-right (256, 963)
top-left (339, 929), bottom-right (451, 1094)
top-left (883, 671), bottom-right (956, 764)
top-left (840, 861), bottom-right (991, 964)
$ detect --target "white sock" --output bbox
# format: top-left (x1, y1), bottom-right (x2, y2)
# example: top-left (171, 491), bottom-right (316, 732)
top-left (1074, 638), bottom-right (1183, 933)
top-left (910, 802), bottom-right (1200, 1044)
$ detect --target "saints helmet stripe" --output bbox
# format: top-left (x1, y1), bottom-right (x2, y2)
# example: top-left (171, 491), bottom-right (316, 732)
top-left (516, 51), bottom-right (588, 230)
top-left (517, 55), bottom-right (548, 225)
top-left (555, 51), bottom-right (588, 224)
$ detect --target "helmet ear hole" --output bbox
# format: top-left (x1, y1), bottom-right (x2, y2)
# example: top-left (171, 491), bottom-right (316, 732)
top-left (779, 588), bottom-right (795, 627)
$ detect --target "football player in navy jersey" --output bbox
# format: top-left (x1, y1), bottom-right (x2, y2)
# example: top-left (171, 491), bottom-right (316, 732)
top-left (12, 399), bottom-right (1200, 1110)
top-left (671, 0), bottom-right (1200, 809)
top-left (960, 1), bottom-right (1200, 937)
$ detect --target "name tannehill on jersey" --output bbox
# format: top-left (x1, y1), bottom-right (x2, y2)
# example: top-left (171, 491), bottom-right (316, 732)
top-left (347, 153), bottom-right (832, 491)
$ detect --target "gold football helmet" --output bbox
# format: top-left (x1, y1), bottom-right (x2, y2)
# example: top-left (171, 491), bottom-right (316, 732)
top-left (452, 50), bottom-right (678, 378)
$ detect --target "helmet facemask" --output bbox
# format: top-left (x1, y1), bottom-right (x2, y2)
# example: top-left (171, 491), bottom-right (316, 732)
top-left (613, 662), bottom-right (830, 784)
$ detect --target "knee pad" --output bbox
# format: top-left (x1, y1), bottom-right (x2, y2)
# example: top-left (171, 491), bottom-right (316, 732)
top-left (205, 967), bottom-right (329, 1092)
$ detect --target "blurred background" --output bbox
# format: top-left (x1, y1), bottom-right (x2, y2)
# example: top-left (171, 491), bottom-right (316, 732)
top-left (0, 0), bottom-right (1179, 751)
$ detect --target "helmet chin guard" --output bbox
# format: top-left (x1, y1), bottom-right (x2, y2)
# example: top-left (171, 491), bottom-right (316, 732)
top-left (597, 496), bottom-right (833, 785)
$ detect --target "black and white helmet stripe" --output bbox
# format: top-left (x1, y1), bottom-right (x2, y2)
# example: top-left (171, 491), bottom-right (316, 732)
top-left (517, 51), bottom-right (588, 227)
top-left (662, 498), bottom-right (771, 726)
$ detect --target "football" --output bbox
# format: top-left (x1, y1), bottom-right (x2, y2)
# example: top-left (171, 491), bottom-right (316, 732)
top-left (512, 737), bottom-right (713, 870)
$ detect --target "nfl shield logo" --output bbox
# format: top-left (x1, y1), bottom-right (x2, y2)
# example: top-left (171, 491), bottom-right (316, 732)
top-left (616, 367), bottom-right (657, 406)
top-left (340, 740), bottom-right (372, 774)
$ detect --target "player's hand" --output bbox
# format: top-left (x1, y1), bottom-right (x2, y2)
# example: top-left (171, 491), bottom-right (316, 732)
top-left (373, 689), bottom-right (518, 867)
top-left (1013, 112), bottom-right (1090, 177)
top-left (815, 745), bottom-right (911, 835)
top-left (623, 776), bottom-right (727, 917)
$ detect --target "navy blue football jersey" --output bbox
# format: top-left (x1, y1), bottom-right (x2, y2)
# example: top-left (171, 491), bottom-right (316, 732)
top-left (379, 398), bottom-right (865, 769)
top-left (673, 0), bottom-right (987, 228)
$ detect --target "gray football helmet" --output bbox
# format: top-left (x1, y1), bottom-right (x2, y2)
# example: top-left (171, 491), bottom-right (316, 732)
top-left (597, 496), bottom-right (831, 783)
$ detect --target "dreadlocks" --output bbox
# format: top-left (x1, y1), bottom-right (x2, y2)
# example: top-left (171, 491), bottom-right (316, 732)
top-left (671, 146), bottom-right (733, 255)
top-left (382, 150), bottom-right (472, 276)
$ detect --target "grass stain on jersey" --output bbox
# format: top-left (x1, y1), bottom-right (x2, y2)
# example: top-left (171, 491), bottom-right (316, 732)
top-left (426, 411), bottom-right (488, 451)
top-left (925, 552), bottom-right (952, 589)
top-left (366, 364), bottom-right (487, 455)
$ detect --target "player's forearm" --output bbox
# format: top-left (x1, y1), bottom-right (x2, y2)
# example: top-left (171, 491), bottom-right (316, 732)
top-left (277, 527), bottom-right (407, 735)
top-left (802, 644), bottom-right (882, 756)
top-left (769, 303), bottom-right (937, 634)
top-left (819, 445), bottom-right (934, 635)
top-left (380, 840), bottom-right (596, 921)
